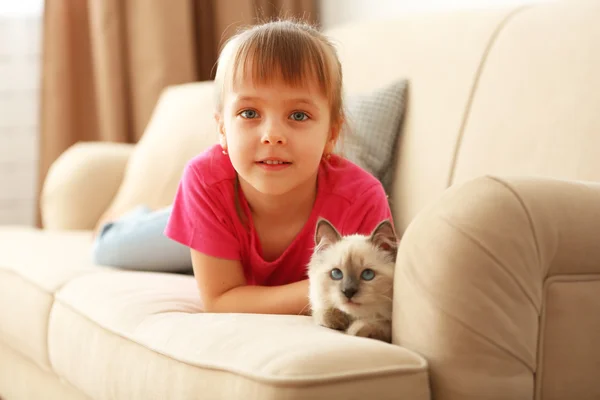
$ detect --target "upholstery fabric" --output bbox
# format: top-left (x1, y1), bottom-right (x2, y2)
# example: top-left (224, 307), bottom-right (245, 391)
top-left (339, 79), bottom-right (408, 194)
top-left (49, 271), bottom-right (429, 399)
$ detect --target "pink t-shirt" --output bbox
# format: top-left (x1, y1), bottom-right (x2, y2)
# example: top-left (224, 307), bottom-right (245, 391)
top-left (164, 144), bottom-right (393, 286)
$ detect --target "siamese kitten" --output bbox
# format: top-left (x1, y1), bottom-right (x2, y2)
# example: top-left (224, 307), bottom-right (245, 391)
top-left (307, 218), bottom-right (399, 343)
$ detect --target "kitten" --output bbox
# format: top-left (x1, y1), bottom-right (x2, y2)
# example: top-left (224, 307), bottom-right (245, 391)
top-left (307, 218), bottom-right (399, 343)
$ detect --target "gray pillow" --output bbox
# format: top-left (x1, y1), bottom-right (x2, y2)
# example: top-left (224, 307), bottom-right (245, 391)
top-left (336, 79), bottom-right (408, 195)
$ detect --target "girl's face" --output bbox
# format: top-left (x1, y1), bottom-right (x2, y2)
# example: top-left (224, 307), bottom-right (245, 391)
top-left (216, 75), bottom-right (338, 197)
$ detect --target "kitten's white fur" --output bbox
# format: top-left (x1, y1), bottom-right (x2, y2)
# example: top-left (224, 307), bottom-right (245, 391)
top-left (307, 218), bottom-right (398, 342)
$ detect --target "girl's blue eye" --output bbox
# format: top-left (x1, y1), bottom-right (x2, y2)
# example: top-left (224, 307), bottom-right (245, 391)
top-left (240, 110), bottom-right (258, 119)
top-left (330, 268), bottom-right (343, 280)
top-left (290, 111), bottom-right (308, 121)
top-left (361, 269), bottom-right (375, 281)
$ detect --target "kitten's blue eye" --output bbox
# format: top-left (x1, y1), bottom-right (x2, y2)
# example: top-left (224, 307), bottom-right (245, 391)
top-left (240, 110), bottom-right (258, 119)
top-left (361, 269), bottom-right (375, 281)
top-left (290, 111), bottom-right (308, 121)
top-left (330, 268), bottom-right (343, 280)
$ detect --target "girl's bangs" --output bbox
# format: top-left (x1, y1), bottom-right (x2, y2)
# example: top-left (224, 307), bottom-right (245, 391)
top-left (230, 30), bottom-right (331, 97)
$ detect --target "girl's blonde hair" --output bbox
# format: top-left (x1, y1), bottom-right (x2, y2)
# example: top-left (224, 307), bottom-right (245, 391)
top-left (214, 19), bottom-right (345, 131)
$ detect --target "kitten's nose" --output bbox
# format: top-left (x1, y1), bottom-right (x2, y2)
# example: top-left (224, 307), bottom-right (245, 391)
top-left (342, 287), bottom-right (357, 299)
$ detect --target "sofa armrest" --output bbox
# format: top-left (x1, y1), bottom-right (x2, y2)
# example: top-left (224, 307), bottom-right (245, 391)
top-left (392, 175), bottom-right (600, 400)
top-left (41, 141), bottom-right (135, 230)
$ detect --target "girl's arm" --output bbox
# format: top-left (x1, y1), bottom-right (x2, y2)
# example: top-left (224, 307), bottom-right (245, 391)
top-left (191, 249), bottom-right (310, 315)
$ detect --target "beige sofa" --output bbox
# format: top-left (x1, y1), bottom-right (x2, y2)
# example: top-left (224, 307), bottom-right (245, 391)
top-left (2, 1), bottom-right (600, 399)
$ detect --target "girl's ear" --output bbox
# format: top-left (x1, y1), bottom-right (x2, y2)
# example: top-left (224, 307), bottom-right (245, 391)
top-left (325, 116), bottom-right (344, 154)
top-left (215, 112), bottom-right (227, 148)
top-left (214, 112), bottom-right (224, 135)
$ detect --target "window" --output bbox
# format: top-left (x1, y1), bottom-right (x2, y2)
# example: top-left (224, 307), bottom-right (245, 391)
top-left (0, 0), bottom-right (43, 225)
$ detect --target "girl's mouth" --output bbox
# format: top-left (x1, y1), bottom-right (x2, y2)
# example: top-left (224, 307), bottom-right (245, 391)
top-left (258, 160), bottom-right (291, 165)
top-left (256, 160), bottom-right (292, 171)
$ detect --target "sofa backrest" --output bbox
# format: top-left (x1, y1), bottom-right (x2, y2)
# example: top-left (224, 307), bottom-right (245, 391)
top-left (325, 4), bottom-right (531, 230)
top-left (107, 0), bottom-right (600, 234)
top-left (449, 1), bottom-right (600, 187)
top-left (328, 0), bottom-right (600, 230)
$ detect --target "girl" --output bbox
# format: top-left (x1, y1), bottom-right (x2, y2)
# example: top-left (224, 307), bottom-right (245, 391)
top-left (163, 19), bottom-right (393, 315)
top-left (92, 19), bottom-right (394, 315)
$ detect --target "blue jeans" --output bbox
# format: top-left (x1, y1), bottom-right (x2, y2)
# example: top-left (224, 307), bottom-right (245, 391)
top-left (91, 205), bottom-right (192, 272)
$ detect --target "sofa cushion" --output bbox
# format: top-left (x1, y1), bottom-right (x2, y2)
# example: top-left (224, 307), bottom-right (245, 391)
top-left (105, 81), bottom-right (219, 215)
top-left (49, 270), bottom-right (430, 400)
top-left (338, 79), bottom-right (407, 194)
top-left (0, 339), bottom-right (87, 400)
top-left (0, 227), bottom-right (100, 369)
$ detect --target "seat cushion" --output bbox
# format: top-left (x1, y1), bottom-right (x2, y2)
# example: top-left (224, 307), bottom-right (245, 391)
top-left (0, 226), bottom-right (101, 369)
top-left (50, 270), bottom-right (430, 400)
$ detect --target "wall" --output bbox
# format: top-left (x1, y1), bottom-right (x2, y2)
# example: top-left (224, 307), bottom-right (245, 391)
top-left (319, 0), bottom-right (549, 29)
top-left (0, 2), bottom-right (43, 225)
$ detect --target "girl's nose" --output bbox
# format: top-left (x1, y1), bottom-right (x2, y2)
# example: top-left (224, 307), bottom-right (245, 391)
top-left (262, 134), bottom-right (285, 145)
top-left (261, 122), bottom-right (286, 145)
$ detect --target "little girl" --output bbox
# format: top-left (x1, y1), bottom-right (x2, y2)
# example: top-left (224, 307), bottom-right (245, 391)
top-left (94, 19), bottom-right (394, 315)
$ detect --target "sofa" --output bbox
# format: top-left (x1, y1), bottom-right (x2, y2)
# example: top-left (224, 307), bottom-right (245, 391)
top-left (2, 1), bottom-right (600, 399)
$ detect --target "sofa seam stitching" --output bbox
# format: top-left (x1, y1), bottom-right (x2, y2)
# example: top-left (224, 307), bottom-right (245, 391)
top-left (486, 176), bottom-right (542, 275)
top-left (446, 4), bottom-right (537, 187)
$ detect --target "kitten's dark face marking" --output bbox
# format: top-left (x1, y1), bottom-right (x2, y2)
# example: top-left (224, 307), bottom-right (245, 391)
top-left (334, 252), bottom-right (368, 301)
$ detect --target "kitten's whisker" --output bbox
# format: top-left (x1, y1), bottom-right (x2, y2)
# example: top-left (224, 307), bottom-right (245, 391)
top-left (370, 317), bottom-right (389, 323)
top-left (375, 294), bottom-right (394, 302)
top-left (297, 303), bottom-right (311, 316)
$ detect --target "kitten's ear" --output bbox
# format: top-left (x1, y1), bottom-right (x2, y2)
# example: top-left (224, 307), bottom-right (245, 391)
top-left (314, 218), bottom-right (342, 252)
top-left (369, 220), bottom-right (399, 258)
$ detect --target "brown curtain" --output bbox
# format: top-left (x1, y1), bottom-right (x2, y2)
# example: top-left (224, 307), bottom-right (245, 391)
top-left (38, 0), bottom-right (317, 227)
